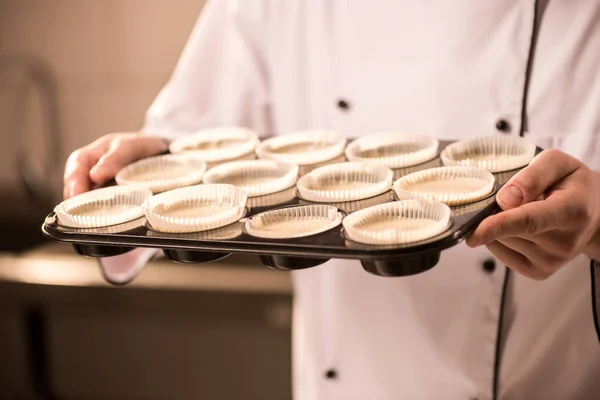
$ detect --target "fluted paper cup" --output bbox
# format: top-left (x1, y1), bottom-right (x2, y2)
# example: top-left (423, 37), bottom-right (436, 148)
top-left (256, 130), bottom-right (346, 165)
top-left (143, 184), bottom-right (247, 233)
top-left (440, 135), bottom-right (536, 172)
top-left (246, 186), bottom-right (297, 209)
top-left (393, 166), bottom-right (495, 206)
top-left (115, 154), bottom-right (207, 193)
top-left (345, 132), bottom-right (439, 168)
top-left (342, 200), bottom-right (451, 245)
top-left (202, 160), bottom-right (298, 198)
top-left (297, 162), bottom-right (393, 203)
top-left (55, 186), bottom-right (152, 228)
top-left (169, 126), bottom-right (259, 163)
top-left (244, 205), bottom-right (343, 239)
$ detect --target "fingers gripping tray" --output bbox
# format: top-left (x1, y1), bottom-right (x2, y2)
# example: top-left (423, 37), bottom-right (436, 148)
top-left (43, 140), bottom-right (541, 280)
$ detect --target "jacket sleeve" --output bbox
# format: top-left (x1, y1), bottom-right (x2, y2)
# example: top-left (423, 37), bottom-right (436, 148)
top-left (99, 0), bottom-right (271, 284)
top-left (143, 0), bottom-right (271, 139)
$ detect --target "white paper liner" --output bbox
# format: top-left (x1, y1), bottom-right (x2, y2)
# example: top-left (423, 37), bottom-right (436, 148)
top-left (245, 205), bottom-right (343, 239)
top-left (345, 132), bottom-right (439, 168)
top-left (297, 162), bottom-right (393, 203)
top-left (310, 191), bottom-right (393, 214)
top-left (115, 154), bottom-right (207, 193)
top-left (202, 160), bottom-right (298, 198)
top-left (168, 126), bottom-right (259, 163)
top-left (440, 135), bottom-right (536, 172)
top-left (143, 184), bottom-right (247, 233)
top-left (393, 166), bottom-right (495, 206)
top-left (145, 219), bottom-right (243, 240)
top-left (342, 200), bottom-right (451, 245)
top-left (298, 154), bottom-right (347, 176)
top-left (54, 186), bottom-right (152, 228)
top-left (392, 157), bottom-right (443, 181)
top-left (61, 217), bottom-right (146, 234)
top-left (246, 186), bottom-right (297, 209)
top-left (256, 130), bottom-right (347, 166)
top-left (205, 149), bottom-right (257, 169)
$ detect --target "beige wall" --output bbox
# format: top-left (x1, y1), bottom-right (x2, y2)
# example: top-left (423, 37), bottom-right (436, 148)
top-left (0, 0), bottom-right (206, 189)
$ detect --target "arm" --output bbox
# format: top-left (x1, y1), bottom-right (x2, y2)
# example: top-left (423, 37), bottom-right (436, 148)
top-left (143, 0), bottom-right (271, 139)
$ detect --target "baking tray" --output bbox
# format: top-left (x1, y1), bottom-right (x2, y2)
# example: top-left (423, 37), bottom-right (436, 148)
top-left (42, 141), bottom-right (539, 277)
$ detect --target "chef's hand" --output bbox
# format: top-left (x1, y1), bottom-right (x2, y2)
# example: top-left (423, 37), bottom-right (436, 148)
top-left (63, 133), bottom-right (168, 199)
top-left (466, 149), bottom-right (600, 280)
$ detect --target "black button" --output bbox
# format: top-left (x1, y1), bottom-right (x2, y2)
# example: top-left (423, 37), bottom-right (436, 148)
top-left (337, 99), bottom-right (350, 110)
top-left (325, 369), bottom-right (337, 379)
top-left (495, 119), bottom-right (510, 133)
top-left (482, 259), bottom-right (496, 273)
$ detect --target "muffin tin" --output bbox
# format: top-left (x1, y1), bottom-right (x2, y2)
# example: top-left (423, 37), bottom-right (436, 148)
top-left (42, 139), bottom-right (541, 278)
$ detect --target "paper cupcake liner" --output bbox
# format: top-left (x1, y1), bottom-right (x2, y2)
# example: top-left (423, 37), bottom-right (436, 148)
top-left (342, 200), bottom-right (451, 245)
top-left (256, 130), bottom-right (347, 166)
top-left (345, 132), bottom-right (439, 168)
top-left (168, 126), bottom-right (259, 163)
top-left (202, 160), bottom-right (298, 198)
top-left (205, 149), bottom-right (257, 169)
top-left (146, 219), bottom-right (243, 240)
top-left (451, 195), bottom-right (498, 217)
top-left (298, 190), bottom-right (392, 214)
top-left (247, 186), bottom-right (297, 209)
top-left (54, 186), bottom-right (152, 228)
top-left (115, 154), bottom-right (207, 193)
top-left (244, 205), bottom-right (343, 239)
top-left (297, 162), bottom-right (393, 203)
top-left (298, 154), bottom-right (347, 176)
top-left (393, 166), bottom-right (495, 206)
top-left (392, 157), bottom-right (443, 181)
top-left (143, 184), bottom-right (247, 233)
top-left (440, 135), bottom-right (536, 172)
top-left (61, 217), bottom-right (146, 234)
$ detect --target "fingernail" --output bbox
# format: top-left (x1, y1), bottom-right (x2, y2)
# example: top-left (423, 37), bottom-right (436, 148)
top-left (498, 185), bottom-right (523, 208)
top-left (466, 238), bottom-right (480, 248)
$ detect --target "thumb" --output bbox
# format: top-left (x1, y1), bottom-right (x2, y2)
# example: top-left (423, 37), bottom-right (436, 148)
top-left (496, 149), bottom-right (580, 210)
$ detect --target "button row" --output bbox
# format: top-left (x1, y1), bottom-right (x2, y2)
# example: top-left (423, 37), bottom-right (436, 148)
top-left (336, 98), bottom-right (512, 135)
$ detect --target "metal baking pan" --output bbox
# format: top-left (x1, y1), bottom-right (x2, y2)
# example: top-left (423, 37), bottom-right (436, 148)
top-left (42, 141), bottom-right (539, 277)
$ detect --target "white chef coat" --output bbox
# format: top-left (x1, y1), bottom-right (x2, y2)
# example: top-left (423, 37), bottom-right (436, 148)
top-left (103, 1), bottom-right (600, 398)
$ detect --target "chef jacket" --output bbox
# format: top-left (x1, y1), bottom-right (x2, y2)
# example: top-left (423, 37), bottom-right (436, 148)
top-left (100, 1), bottom-right (600, 399)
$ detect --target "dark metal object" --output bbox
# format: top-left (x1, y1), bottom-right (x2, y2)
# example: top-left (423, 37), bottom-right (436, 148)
top-left (42, 142), bottom-right (540, 278)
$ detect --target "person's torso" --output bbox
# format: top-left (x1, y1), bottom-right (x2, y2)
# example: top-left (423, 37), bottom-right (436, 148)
top-left (251, 1), bottom-right (600, 399)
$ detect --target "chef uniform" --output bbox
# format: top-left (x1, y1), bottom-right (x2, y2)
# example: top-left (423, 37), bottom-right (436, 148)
top-left (101, 1), bottom-right (600, 398)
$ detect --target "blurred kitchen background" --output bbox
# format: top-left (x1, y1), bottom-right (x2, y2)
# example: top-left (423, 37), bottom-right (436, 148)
top-left (0, 1), bottom-right (293, 399)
